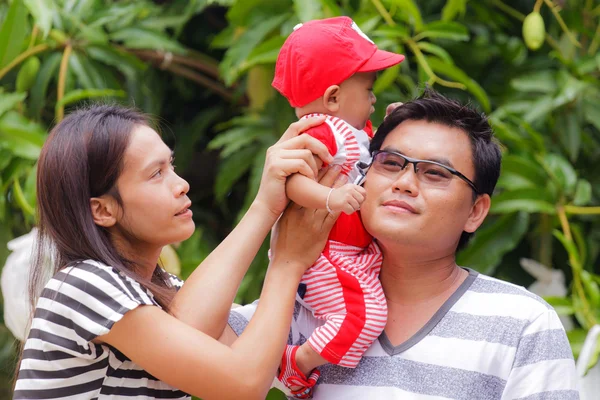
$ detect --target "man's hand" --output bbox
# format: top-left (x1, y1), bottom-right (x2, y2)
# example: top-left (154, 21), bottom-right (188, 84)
top-left (328, 184), bottom-right (366, 215)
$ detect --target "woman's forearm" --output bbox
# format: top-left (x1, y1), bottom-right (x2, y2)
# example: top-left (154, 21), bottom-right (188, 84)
top-left (170, 201), bottom-right (279, 337)
top-left (230, 265), bottom-right (303, 394)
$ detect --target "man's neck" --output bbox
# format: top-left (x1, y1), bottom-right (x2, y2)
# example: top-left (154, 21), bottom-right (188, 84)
top-left (379, 245), bottom-right (466, 306)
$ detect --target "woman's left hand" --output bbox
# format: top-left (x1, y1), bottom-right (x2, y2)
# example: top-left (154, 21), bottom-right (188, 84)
top-left (269, 166), bottom-right (346, 278)
top-left (254, 116), bottom-right (332, 217)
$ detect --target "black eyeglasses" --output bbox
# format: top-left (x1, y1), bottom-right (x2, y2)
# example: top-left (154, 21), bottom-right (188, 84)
top-left (355, 150), bottom-right (480, 194)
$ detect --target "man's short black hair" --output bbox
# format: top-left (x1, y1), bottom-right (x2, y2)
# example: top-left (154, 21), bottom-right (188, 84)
top-left (370, 88), bottom-right (502, 251)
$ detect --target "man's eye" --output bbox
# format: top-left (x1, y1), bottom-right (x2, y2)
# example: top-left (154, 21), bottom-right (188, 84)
top-left (153, 169), bottom-right (163, 178)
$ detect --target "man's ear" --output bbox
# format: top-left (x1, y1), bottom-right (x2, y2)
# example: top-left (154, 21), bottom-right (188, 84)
top-left (463, 194), bottom-right (490, 233)
top-left (90, 196), bottom-right (118, 228)
top-left (323, 85), bottom-right (341, 113)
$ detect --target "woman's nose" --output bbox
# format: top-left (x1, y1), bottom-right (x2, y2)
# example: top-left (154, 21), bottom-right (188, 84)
top-left (174, 174), bottom-right (190, 196)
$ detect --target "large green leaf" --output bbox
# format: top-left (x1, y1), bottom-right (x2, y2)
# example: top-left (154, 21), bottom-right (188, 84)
top-left (416, 42), bottom-right (454, 65)
top-left (0, 0), bottom-right (28, 68)
top-left (0, 91), bottom-right (27, 118)
top-left (497, 154), bottom-right (548, 190)
top-left (441, 0), bottom-right (467, 21)
top-left (426, 56), bottom-right (490, 112)
top-left (373, 64), bottom-right (400, 95)
top-left (490, 188), bottom-right (557, 214)
top-left (28, 52), bottom-right (61, 119)
top-left (537, 153), bottom-right (578, 197)
top-left (573, 179), bottom-right (592, 206)
top-left (23, 0), bottom-right (55, 38)
top-left (219, 13), bottom-right (289, 85)
top-left (523, 96), bottom-right (555, 123)
top-left (110, 28), bottom-right (187, 54)
top-left (86, 45), bottom-right (147, 79)
top-left (0, 111), bottom-right (45, 160)
top-left (293, 0), bottom-right (321, 22)
top-left (387, 0), bottom-right (423, 31)
top-left (415, 21), bottom-right (469, 41)
top-left (54, 89), bottom-right (126, 110)
top-left (556, 113), bottom-right (581, 162)
top-left (457, 212), bottom-right (529, 275)
top-left (510, 70), bottom-right (557, 93)
top-left (240, 35), bottom-right (285, 72)
top-left (214, 145), bottom-right (259, 201)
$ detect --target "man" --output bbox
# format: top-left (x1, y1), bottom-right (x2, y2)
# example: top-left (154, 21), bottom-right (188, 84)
top-left (226, 89), bottom-right (579, 399)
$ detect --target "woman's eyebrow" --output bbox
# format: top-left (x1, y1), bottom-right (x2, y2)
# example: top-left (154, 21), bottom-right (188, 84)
top-left (143, 150), bottom-right (174, 172)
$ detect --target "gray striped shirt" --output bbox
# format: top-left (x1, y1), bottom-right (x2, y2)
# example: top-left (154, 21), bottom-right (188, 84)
top-left (229, 269), bottom-right (579, 399)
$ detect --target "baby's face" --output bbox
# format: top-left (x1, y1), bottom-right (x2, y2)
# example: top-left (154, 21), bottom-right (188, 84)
top-left (338, 71), bottom-right (377, 130)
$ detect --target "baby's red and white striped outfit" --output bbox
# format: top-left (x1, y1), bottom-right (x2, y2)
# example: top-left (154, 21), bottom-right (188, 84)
top-left (296, 114), bottom-right (386, 368)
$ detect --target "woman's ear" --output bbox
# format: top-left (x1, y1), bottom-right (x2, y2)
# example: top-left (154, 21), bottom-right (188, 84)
top-left (90, 196), bottom-right (118, 228)
top-left (463, 194), bottom-right (491, 233)
top-left (323, 85), bottom-right (341, 113)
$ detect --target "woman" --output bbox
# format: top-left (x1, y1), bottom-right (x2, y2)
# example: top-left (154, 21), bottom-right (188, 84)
top-left (14, 104), bottom-right (341, 400)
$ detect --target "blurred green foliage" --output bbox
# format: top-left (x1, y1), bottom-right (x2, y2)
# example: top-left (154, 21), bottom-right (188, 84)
top-left (0, 0), bottom-right (599, 398)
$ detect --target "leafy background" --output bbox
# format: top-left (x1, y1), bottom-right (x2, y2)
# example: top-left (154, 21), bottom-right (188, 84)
top-left (0, 0), bottom-right (599, 398)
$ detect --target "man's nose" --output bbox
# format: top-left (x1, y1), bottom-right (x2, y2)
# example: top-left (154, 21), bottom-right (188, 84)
top-left (392, 166), bottom-right (419, 195)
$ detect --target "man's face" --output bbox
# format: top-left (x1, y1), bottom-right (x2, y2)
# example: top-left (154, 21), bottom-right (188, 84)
top-left (361, 119), bottom-right (486, 256)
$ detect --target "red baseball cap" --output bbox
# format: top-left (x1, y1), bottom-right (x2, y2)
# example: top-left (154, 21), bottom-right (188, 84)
top-left (272, 16), bottom-right (405, 108)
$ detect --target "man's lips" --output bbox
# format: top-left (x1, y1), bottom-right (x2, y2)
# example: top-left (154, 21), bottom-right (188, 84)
top-left (382, 199), bottom-right (418, 214)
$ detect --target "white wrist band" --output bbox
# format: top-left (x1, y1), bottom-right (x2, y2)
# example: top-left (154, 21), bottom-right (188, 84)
top-left (326, 188), bottom-right (335, 214)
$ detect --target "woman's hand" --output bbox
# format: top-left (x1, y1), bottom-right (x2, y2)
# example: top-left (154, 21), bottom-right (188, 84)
top-left (253, 116), bottom-right (333, 218)
top-left (269, 166), bottom-right (346, 278)
top-left (386, 102), bottom-right (403, 117)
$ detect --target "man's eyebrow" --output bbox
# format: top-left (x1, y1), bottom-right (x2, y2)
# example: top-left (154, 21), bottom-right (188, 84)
top-left (381, 146), bottom-right (455, 168)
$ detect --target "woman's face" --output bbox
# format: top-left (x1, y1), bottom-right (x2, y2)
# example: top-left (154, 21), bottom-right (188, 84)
top-left (112, 125), bottom-right (195, 248)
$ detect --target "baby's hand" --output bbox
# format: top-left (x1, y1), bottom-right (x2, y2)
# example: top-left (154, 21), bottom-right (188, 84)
top-left (328, 184), bottom-right (366, 215)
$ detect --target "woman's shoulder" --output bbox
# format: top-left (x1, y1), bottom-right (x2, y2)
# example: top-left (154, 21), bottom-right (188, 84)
top-left (48, 259), bottom-right (159, 308)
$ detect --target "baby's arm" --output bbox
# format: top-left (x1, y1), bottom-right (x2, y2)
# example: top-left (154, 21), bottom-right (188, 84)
top-left (287, 166), bottom-right (366, 215)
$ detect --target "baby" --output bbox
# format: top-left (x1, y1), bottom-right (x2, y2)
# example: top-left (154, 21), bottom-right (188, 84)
top-left (271, 17), bottom-right (405, 398)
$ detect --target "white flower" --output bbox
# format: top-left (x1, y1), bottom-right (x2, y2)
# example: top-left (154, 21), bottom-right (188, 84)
top-left (578, 325), bottom-right (600, 400)
top-left (1, 229), bottom-right (52, 340)
top-left (520, 257), bottom-right (573, 330)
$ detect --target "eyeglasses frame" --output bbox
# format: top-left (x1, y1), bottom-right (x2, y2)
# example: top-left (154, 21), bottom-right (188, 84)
top-left (354, 150), bottom-right (481, 194)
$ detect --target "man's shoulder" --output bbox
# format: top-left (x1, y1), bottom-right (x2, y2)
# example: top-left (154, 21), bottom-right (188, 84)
top-left (467, 270), bottom-right (553, 313)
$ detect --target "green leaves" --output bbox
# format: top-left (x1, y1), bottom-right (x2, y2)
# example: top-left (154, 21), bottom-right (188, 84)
top-left (414, 21), bottom-right (469, 42)
top-left (0, 0), bottom-right (28, 68)
top-left (388, 0), bottom-right (423, 31)
top-left (110, 28), bottom-right (187, 53)
top-left (457, 212), bottom-right (529, 275)
top-left (54, 89), bottom-right (126, 111)
top-left (219, 13), bottom-right (289, 85)
top-left (0, 111), bottom-right (45, 160)
top-left (293, 0), bottom-right (321, 22)
top-left (491, 188), bottom-right (557, 214)
top-left (0, 91), bottom-right (27, 118)
top-left (23, 0), bottom-right (56, 38)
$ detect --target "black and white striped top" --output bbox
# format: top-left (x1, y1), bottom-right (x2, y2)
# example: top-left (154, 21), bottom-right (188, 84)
top-left (14, 260), bottom-right (190, 400)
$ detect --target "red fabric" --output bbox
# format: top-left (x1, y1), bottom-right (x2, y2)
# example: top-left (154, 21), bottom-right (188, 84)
top-left (302, 124), bottom-right (337, 161)
top-left (320, 265), bottom-right (366, 364)
top-left (272, 17), bottom-right (405, 107)
top-left (329, 212), bottom-right (372, 248)
top-left (364, 119), bottom-right (374, 138)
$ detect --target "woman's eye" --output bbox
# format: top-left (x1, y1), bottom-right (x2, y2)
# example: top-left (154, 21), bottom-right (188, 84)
top-left (153, 169), bottom-right (163, 178)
